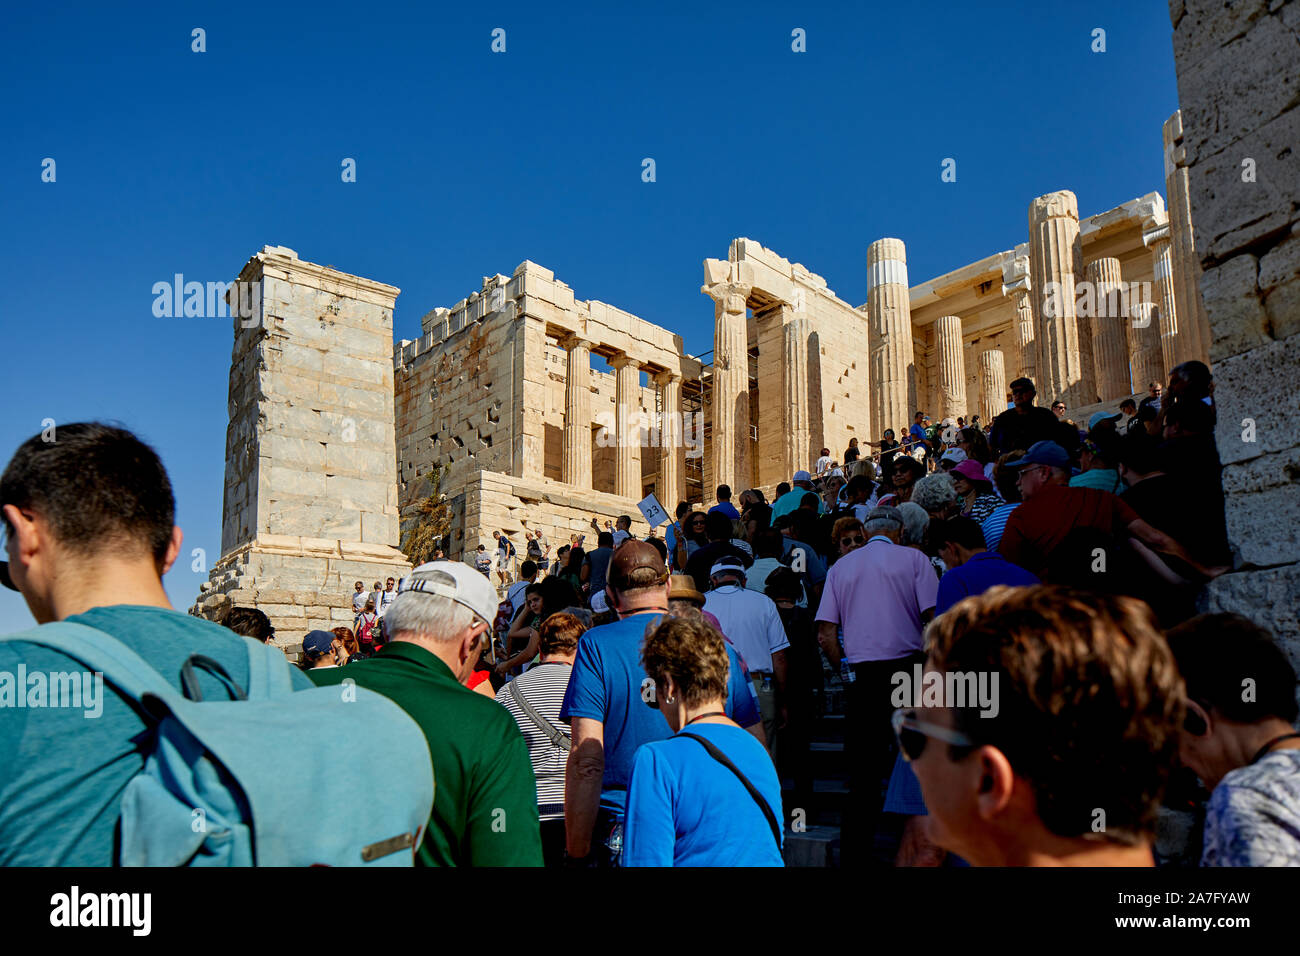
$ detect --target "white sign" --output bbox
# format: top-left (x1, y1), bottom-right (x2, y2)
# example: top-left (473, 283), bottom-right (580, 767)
top-left (637, 493), bottom-right (669, 529)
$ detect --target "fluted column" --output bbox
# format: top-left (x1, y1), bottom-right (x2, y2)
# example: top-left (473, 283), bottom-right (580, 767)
top-left (654, 370), bottom-right (684, 506)
top-left (1129, 302), bottom-right (1165, 395)
top-left (935, 315), bottom-right (967, 420)
top-left (782, 315), bottom-right (812, 480)
top-left (1028, 191), bottom-right (1089, 406)
top-left (1084, 257), bottom-right (1132, 401)
top-left (1163, 110), bottom-right (1210, 365)
top-left (562, 333), bottom-right (592, 489)
top-left (1001, 253), bottom-right (1036, 382)
top-left (704, 280), bottom-right (752, 495)
top-left (867, 238), bottom-right (916, 436)
top-left (610, 353), bottom-right (642, 499)
top-left (1143, 223), bottom-right (1180, 377)
top-left (977, 349), bottom-right (1007, 425)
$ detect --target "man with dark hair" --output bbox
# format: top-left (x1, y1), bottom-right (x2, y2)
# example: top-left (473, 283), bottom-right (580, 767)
top-left (929, 517), bottom-right (1038, 616)
top-left (906, 585), bottom-right (1185, 866)
top-left (560, 542), bottom-right (761, 865)
top-left (708, 485), bottom-right (740, 520)
top-left (775, 481), bottom-right (791, 499)
top-left (580, 531), bottom-right (616, 608)
top-left (611, 515), bottom-right (633, 548)
top-left (225, 606), bottom-right (276, 644)
top-left (507, 560), bottom-right (538, 616)
top-left (1166, 614), bottom-right (1300, 867)
top-left (683, 510), bottom-right (752, 594)
top-left (845, 473), bottom-right (879, 522)
top-left (0, 423), bottom-right (315, 865)
top-left (1157, 396), bottom-right (1230, 568)
top-left (989, 377), bottom-right (1079, 458)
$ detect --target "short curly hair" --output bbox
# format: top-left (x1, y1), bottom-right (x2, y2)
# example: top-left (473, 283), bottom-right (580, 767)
top-left (640, 613), bottom-right (731, 708)
top-left (911, 473), bottom-right (959, 515)
top-left (538, 611), bottom-right (586, 656)
top-left (925, 584), bottom-right (1184, 845)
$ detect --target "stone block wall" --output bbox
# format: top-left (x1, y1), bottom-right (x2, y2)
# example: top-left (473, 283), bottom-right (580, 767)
top-left (1169, 0), bottom-right (1300, 659)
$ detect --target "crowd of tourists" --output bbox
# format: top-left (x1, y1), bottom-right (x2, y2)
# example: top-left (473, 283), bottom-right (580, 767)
top-left (0, 358), bottom-right (1296, 868)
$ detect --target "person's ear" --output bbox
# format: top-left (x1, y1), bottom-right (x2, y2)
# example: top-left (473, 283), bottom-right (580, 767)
top-left (605, 584), bottom-right (617, 611)
top-left (159, 525), bottom-right (184, 576)
top-left (972, 745), bottom-right (1016, 823)
top-left (3, 504), bottom-right (39, 565)
top-left (1183, 700), bottom-right (1211, 737)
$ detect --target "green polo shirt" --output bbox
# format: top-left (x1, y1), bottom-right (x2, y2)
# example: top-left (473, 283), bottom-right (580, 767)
top-left (309, 642), bottom-right (542, 867)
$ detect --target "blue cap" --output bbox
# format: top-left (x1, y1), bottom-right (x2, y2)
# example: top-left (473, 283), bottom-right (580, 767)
top-left (302, 630), bottom-right (336, 655)
top-left (1006, 440), bottom-right (1070, 470)
top-left (1087, 411), bottom-right (1122, 431)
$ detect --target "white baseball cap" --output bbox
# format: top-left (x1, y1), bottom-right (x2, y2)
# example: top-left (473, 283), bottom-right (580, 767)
top-left (398, 561), bottom-right (498, 623)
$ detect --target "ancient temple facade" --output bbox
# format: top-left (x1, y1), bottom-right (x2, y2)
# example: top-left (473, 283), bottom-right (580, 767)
top-left (194, 113), bottom-right (1213, 639)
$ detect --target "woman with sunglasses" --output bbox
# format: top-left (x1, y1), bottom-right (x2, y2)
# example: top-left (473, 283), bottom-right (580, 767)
top-left (623, 614), bottom-right (784, 867)
top-left (682, 511), bottom-right (709, 558)
top-left (832, 516), bottom-right (866, 558)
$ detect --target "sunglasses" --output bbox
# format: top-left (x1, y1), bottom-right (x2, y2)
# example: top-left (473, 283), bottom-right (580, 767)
top-left (891, 709), bottom-right (977, 762)
top-left (839, 535), bottom-right (865, 547)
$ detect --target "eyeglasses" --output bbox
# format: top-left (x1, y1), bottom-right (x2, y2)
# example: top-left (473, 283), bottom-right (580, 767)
top-left (839, 535), bottom-right (865, 547)
top-left (891, 709), bottom-right (977, 762)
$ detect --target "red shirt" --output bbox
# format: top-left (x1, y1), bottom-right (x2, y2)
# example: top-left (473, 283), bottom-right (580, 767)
top-left (998, 483), bottom-right (1138, 579)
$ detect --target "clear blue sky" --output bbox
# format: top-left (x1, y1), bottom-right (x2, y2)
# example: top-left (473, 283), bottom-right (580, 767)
top-left (0, 0), bottom-right (1180, 626)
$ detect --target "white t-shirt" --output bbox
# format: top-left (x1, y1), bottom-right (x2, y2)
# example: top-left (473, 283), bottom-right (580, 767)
top-left (612, 529), bottom-right (631, 548)
top-left (703, 585), bottom-right (790, 674)
top-left (351, 591), bottom-right (367, 612)
top-left (815, 455), bottom-right (834, 475)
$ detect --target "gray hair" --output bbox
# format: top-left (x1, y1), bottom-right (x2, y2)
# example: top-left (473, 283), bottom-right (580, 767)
top-left (863, 506), bottom-right (903, 537)
top-left (382, 590), bottom-right (475, 643)
top-left (896, 502), bottom-right (930, 546)
top-left (912, 473), bottom-right (960, 514)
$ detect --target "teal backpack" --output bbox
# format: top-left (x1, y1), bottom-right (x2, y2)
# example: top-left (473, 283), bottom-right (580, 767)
top-left (2, 621), bottom-right (434, 867)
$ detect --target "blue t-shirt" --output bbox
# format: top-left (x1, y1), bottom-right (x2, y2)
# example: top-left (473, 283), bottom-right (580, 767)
top-left (935, 551), bottom-right (1039, 616)
top-left (623, 722), bottom-right (783, 866)
top-left (0, 605), bottom-right (314, 866)
top-left (708, 502), bottom-right (740, 520)
top-left (910, 423), bottom-right (928, 444)
top-left (559, 613), bottom-right (761, 816)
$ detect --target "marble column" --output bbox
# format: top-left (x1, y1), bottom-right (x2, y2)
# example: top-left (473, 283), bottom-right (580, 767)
top-left (866, 238), bottom-right (916, 436)
top-left (1143, 223), bottom-right (1180, 377)
top-left (704, 280), bottom-right (752, 495)
top-left (935, 315), bottom-right (967, 420)
top-left (1163, 110), bottom-right (1210, 365)
top-left (654, 370), bottom-right (684, 507)
top-left (1028, 190), bottom-right (1089, 406)
top-left (1001, 253), bottom-right (1036, 382)
top-left (610, 353), bottom-right (643, 499)
top-left (782, 314), bottom-right (812, 480)
top-left (562, 333), bottom-right (592, 489)
top-left (1129, 302), bottom-right (1165, 396)
top-left (977, 349), bottom-right (1007, 426)
top-left (1084, 257), bottom-right (1132, 400)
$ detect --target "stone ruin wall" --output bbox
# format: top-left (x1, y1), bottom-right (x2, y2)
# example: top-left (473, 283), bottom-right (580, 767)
top-left (1170, 0), bottom-right (1300, 658)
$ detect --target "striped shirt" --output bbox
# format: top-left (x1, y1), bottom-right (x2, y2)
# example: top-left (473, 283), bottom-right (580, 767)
top-left (981, 502), bottom-right (1020, 552)
top-left (495, 662), bottom-right (573, 820)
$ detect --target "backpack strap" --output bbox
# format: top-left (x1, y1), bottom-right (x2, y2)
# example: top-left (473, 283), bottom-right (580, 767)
top-left (0, 621), bottom-right (183, 712)
top-left (507, 678), bottom-right (571, 751)
top-left (677, 731), bottom-right (781, 851)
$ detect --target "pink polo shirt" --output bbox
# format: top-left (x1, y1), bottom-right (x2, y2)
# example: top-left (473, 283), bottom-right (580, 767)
top-left (815, 536), bottom-right (939, 663)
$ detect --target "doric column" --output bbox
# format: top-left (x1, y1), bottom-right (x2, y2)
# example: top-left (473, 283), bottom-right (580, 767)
top-left (703, 280), bottom-right (752, 495)
top-left (1143, 222), bottom-right (1180, 377)
top-left (562, 333), bottom-right (592, 489)
top-left (977, 349), bottom-right (1007, 426)
top-left (1163, 110), bottom-right (1210, 365)
top-left (1001, 253), bottom-right (1036, 382)
top-left (1129, 302), bottom-right (1165, 395)
top-left (782, 314), bottom-right (812, 480)
top-left (866, 238), bottom-right (916, 436)
top-left (935, 315), bottom-right (967, 420)
top-left (1084, 257), bottom-right (1132, 401)
top-left (654, 370), bottom-right (684, 506)
top-left (1028, 190), bottom-right (1089, 406)
top-left (610, 353), bottom-right (642, 499)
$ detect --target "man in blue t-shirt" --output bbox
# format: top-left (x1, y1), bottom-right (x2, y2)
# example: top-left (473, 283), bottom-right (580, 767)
top-left (560, 541), bottom-right (760, 865)
top-left (930, 516), bottom-right (1039, 616)
top-left (0, 423), bottom-right (317, 866)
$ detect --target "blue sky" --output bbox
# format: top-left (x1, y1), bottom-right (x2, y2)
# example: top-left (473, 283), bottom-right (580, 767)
top-left (0, 0), bottom-right (1180, 626)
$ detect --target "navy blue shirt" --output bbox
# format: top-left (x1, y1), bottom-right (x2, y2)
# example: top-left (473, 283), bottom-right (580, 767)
top-left (708, 502), bottom-right (741, 520)
top-left (559, 613), bottom-right (761, 817)
top-left (935, 551), bottom-right (1039, 616)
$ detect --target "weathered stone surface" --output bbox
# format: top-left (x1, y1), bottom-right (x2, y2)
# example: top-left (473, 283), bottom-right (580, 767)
top-left (1202, 253), bottom-right (1269, 362)
top-left (1211, 334), bottom-right (1300, 465)
top-left (1259, 226), bottom-right (1300, 342)
top-left (1201, 565), bottom-right (1300, 664)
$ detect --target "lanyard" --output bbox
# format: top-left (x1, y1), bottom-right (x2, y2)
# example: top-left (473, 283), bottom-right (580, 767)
top-left (1249, 732), bottom-right (1300, 766)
